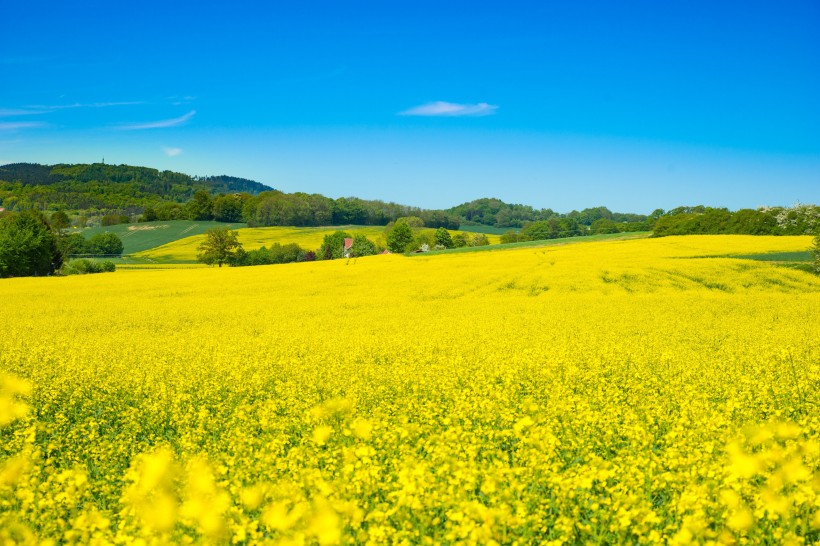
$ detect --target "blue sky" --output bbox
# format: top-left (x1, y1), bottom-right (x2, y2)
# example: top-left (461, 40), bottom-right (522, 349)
top-left (1, 0), bottom-right (818, 213)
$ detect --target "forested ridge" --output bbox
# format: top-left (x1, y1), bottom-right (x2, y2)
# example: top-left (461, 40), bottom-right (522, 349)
top-left (0, 163), bottom-right (271, 214)
top-left (0, 163), bottom-right (815, 240)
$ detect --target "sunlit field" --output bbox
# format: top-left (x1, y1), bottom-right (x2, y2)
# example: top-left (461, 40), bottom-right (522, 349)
top-left (1, 235), bottom-right (818, 545)
top-left (134, 226), bottom-right (501, 263)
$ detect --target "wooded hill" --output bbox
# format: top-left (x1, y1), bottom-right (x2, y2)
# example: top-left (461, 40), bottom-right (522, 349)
top-left (0, 163), bottom-right (271, 214)
top-left (0, 162), bottom-right (653, 232)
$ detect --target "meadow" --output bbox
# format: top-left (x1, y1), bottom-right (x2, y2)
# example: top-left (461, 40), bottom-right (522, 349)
top-left (1, 235), bottom-right (819, 545)
top-left (78, 221), bottom-right (249, 255)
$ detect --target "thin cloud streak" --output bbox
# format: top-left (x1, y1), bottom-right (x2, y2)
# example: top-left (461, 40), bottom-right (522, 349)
top-left (28, 101), bottom-right (145, 110)
top-left (399, 101), bottom-right (498, 117)
top-left (0, 108), bottom-right (49, 117)
top-left (163, 147), bottom-right (183, 157)
top-left (0, 121), bottom-right (47, 131)
top-left (119, 110), bottom-right (196, 130)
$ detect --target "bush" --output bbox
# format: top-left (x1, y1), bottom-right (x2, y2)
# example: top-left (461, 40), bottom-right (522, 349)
top-left (140, 207), bottom-right (158, 222)
top-left (499, 232), bottom-right (520, 244)
top-left (62, 259), bottom-right (116, 275)
top-left (101, 214), bottom-right (130, 226)
top-left (231, 243), bottom-right (309, 267)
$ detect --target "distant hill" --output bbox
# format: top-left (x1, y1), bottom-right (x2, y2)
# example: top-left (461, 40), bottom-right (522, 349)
top-left (0, 162), bottom-right (657, 233)
top-left (448, 197), bottom-right (649, 228)
top-left (0, 162), bottom-right (272, 213)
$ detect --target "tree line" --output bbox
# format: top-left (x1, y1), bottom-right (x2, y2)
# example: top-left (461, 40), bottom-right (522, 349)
top-left (448, 198), bottom-right (650, 229)
top-left (650, 205), bottom-right (818, 237)
top-left (196, 219), bottom-right (492, 268)
top-left (0, 210), bottom-right (124, 278)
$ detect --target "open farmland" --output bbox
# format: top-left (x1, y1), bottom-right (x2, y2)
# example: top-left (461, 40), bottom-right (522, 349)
top-left (78, 221), bottom-right (249, 255)
top-left (134, 226), bottom-right (502, 263)
top-left (1, 235), bottom-right (819, 544)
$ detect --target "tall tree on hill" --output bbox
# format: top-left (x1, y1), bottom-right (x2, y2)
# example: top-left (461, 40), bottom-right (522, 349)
top-left (197, 227), bottom-right (242, 267)
top-left (186, 190), bottom-right (214, 221)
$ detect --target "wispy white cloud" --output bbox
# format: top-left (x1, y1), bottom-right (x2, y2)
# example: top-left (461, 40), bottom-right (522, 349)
top-left (0, 108), bottom-right (48, 117)
top-left (119, 110), bottom-right (197, 130)
top-left (26, 101), bottom-right (144, 111)
top-left (399, 101), bottom-right (498, 117)
top-left (1, 101), bottom-right (144, 119)
top-left (163, 147), bottom-right (183, 157)
top-left (0, 121), bottom-right (47, 131)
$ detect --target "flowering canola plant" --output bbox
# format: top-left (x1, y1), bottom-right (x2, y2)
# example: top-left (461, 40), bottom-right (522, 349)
top-left (134, 225), bottom-right (501, 263)
top-left (1, 234), bottom-right (819, 544)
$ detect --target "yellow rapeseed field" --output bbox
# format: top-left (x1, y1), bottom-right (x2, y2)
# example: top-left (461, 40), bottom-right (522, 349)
top-left (1, 235), bottom-right (819, 545)
top-left (135, 226), bottom-right (501, 263)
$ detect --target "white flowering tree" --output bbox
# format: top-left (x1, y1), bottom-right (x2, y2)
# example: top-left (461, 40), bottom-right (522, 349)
top-left (773, 203), bottom-right (819, 235)
top-left (774, 203), bottom-right (820, 274)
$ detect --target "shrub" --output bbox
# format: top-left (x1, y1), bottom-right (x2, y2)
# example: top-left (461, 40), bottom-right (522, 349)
top-left (62, 259), bottom-right (116, 275)
top-left (499, 232), bottom-right (520, 244)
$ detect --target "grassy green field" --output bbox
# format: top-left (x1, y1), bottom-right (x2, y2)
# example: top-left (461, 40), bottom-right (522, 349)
top-left (731, 251), bottom-right (812, 262)
top-left (457, 224), bottom-right (519, 235)
top-left (75, 220), bottom-right (248, 254)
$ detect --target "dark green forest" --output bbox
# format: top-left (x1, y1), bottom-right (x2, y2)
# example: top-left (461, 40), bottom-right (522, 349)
top-left (0, 163), bottom-right (270, 214)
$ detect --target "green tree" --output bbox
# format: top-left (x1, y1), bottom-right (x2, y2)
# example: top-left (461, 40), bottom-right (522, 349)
top-left (0, 211), bottom-right (62, 278)
top-left (318, 230), bottom-right (352, 260)
top-left (386, 220), bottom-right (413, 253)
top-left (213, 194), bottom-right (245, 223)
top-left (87, 232), bottom-right (124, 255)
top-left (452, 233), bottom-right (468, 248)
top-left (197, 227), bottom-right (243, 267)
top-left (349, 234), bottom-right (377, 257)
top-left (187, 190), bottom-right (214, 221)
top-left (591, 218), bottom-right (620, 234)
top-left (141, 207), bottom-right (158, 222)
top-left (50, 211), bottom-right (71, 232)
top-left (434, 227), bottom-right (454, 249)
top-left (813, 234), bottom-right (820, 275)
top-left (58, 233), bottom-right (89, 258)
